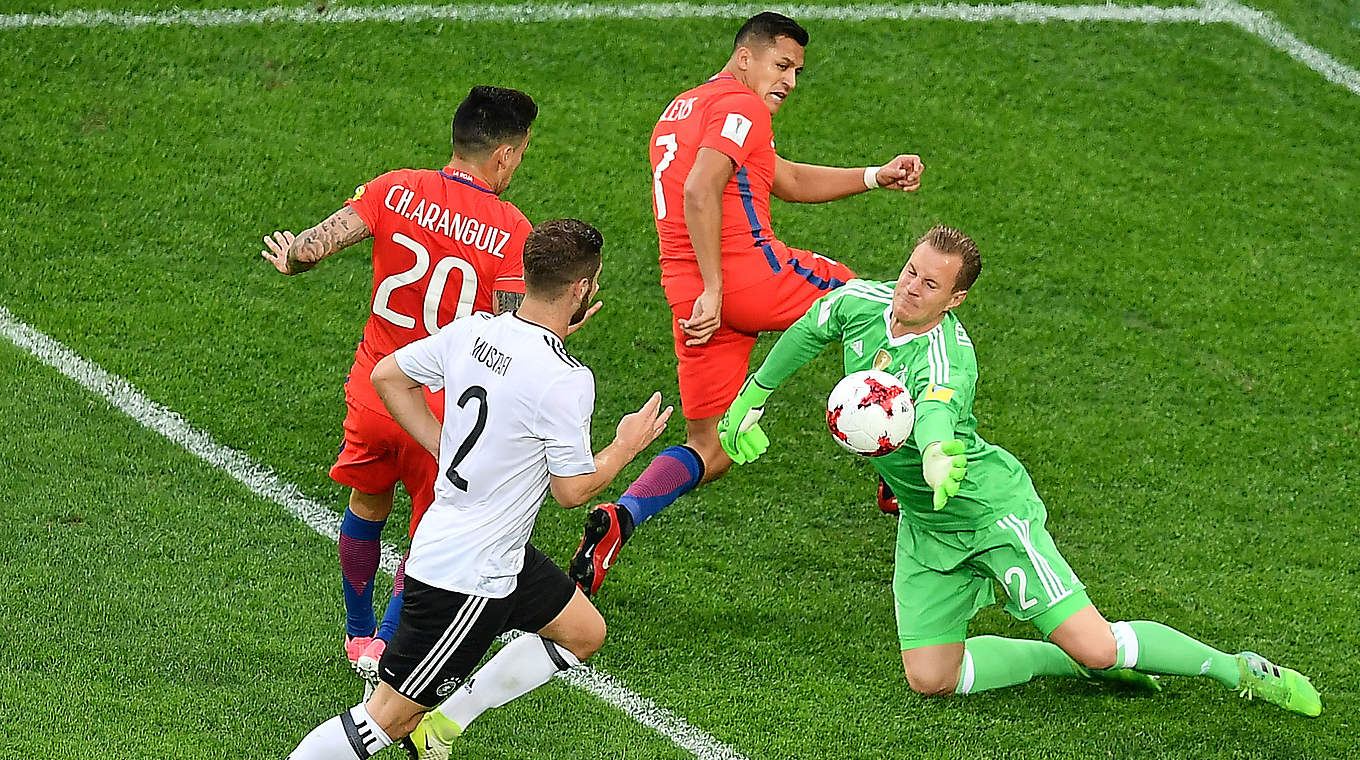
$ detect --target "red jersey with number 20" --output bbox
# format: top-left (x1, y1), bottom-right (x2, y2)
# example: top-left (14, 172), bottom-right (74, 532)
top-left (650, 74), bottom-right (782, 301)
top-left (342, 166), bottom-right (530, 414)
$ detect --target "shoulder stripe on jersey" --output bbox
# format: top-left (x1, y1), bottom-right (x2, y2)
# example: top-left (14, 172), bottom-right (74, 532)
top-left (819, 285), bottom-right (890, 325)
top-left (826, 282), bottom-right (892, 305)
top-left (543, 335), bottom-right (583, 368)
top-left (937, 327), bottom-right (951, 384)
top-left (854, 291), bottom-right (894, 304)
top-left (844, 281), bottom-right (893, 295)
top-left (841, 279), bottom-right (893, 293)
top-left (926, 326), bottom-right (950, 386)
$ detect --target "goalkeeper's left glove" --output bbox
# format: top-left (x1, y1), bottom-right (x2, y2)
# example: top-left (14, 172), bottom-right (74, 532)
top-left (718, 377), bottom-right (773, 464)
top-left (922, 439), bottom-right (967, 510)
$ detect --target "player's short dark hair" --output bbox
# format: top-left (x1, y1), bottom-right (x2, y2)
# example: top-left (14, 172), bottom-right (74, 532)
top-left (918, 225), bottom-right (981, 291)
top-left (523, 219), bottom-right (604, 295)
top-left (451, 86), bottom-right (538, 159)
top-left (734, 12), bottom-right (808, 50)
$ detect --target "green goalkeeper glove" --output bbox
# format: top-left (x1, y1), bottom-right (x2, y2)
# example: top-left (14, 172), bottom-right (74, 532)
top-left (718, 377), bottom-right (773, 464)
top-left (922, 439), bottom-right (967, 510)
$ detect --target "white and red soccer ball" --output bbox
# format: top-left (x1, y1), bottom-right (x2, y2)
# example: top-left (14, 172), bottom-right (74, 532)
top-left (825, 370), bottom-right (914, 456)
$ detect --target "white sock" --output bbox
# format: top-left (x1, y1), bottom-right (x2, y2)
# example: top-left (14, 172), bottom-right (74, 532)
top-left (287, 704), bottom-right (392, 760)
top-left (437, 634), bottom-right (581, 729)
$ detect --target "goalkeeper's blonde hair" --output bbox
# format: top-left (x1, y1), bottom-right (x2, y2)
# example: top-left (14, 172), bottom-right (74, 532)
top-left (917, 225), bottom-right (980, 292)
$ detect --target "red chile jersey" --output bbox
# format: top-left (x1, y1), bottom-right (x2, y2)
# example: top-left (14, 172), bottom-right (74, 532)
top-left (342, 165), bottom-right (530, 414)
top-left (650, 73), bottom-right (783, 301)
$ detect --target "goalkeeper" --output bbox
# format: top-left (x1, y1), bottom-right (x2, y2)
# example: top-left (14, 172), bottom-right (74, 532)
top-left (718, 225), bottom-right (1320, 715)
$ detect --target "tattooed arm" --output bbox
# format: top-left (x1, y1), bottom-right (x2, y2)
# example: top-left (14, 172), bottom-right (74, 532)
top-left (260, 206), bottom-right (372, 275)
top-left (493, 290), bottom-right (524, 315)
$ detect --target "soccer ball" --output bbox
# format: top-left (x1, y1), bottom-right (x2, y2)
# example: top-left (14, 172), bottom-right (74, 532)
top-left (825, 370), bottom-right (914, 457)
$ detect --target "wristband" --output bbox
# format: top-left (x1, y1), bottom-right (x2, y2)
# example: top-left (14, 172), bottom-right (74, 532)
top-left (863, 165), bottom-right (880, 190)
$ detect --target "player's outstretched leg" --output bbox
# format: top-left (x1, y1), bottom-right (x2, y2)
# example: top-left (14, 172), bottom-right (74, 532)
top-left (942, 636), bottom-right (1158, 695)
top-left (1108, 621), bottom-right (1321, 716)
top-left (569, 444), bottom-right (703, 595)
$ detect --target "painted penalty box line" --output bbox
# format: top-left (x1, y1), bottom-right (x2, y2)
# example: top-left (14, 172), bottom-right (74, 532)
top-left (0, 303), bottom-right (751, 760)
top-left (1, 2), bottom-right (1356, 98)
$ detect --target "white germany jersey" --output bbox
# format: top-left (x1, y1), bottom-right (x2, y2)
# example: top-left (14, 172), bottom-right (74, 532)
top-left (394, 312), bottom-right (596, 597)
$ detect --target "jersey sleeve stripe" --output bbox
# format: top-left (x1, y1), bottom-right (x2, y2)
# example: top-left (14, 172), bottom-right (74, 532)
top-left (827, 282), bottom-right (892, 305)
top-left (542, 335), bottom-right (583, 368)
top-left (927, 327), bottom-right (951, 386)
top-left (926, 331), bottom-right (938, 385)
top-left (941, 329), bottom-right (952, 383)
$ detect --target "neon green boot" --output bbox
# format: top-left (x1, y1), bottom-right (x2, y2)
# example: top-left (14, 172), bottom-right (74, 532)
top-left (402, 709), bottom-right (464, 760)
top-left (1236, 651), bottom-right (1321, 717)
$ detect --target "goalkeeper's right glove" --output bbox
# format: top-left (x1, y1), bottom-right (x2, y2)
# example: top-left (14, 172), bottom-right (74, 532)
top-left (922, 439), bottom-right (967, 510)
top-left (718, 377), bottom-right (773, 464)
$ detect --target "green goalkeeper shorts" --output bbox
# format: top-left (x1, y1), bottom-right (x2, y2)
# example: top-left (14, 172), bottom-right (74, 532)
top-left (893, 499), bottom-right (1091, 650)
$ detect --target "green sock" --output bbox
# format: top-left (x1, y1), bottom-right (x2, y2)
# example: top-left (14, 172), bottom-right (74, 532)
top-left (956, 635), bottom-right (1082, 694)
top-left (1112, 621), bottom-right (1240, 688)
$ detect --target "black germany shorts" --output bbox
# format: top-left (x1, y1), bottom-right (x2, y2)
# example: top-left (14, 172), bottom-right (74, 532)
top-left (377, 543), bottom-right (576, 707)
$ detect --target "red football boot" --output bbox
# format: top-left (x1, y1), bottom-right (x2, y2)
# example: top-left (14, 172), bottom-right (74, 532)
top-left (568, 503), bottom-right (635, 596)
top-left (876, 477), bottom-right (900, 515)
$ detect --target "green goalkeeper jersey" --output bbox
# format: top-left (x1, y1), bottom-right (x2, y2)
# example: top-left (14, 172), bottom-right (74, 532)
top-left (753, 279), bottom-right (1038, 530)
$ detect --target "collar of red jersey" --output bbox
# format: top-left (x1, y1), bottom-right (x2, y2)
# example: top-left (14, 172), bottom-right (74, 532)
top-left (439, 166), bottom-right (494, 194)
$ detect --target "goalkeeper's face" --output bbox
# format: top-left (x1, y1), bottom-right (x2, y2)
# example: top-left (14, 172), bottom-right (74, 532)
top-left (891, 242), bottom-right (969, 330)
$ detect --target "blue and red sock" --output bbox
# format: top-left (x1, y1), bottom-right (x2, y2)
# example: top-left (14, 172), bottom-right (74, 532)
top-left (617, 445), bottom-right (704, 528)
top-left (375, 553), bottom-right (406, 642)
top-left (338, 509), bottom-right (384, 638)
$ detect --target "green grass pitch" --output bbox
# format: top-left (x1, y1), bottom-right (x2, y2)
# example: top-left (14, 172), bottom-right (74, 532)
top-left (1, 3), bottom-right (1356, 758)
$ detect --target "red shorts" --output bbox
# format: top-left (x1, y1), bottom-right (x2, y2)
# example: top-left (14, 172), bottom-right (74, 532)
top-left (667, 248), bottom-right (855, 420)
top-left (329, 398), bottom-right (440, 536)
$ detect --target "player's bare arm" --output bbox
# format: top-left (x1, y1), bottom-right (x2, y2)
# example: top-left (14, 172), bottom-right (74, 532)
top-left (678, 147), bottom-right (737, 346)
top-left (370, 354), bottom-right (441, 457)
top-left (260, 205), bottom-right (372, 275)
top-left (549, 392), bottom-right (673, 508)
top-left (771, 154), bottom-right (924, 203)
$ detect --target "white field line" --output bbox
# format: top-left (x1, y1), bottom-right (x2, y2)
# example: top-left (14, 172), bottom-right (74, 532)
top-left (0, 303), bottom-right (749, 760)
top-left (0, 2), bottom-right (1214, 28)
top-left (0, 2), bottom-right (1354, 96)
top-left (1200, 0), bottom-right (1360, 96)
